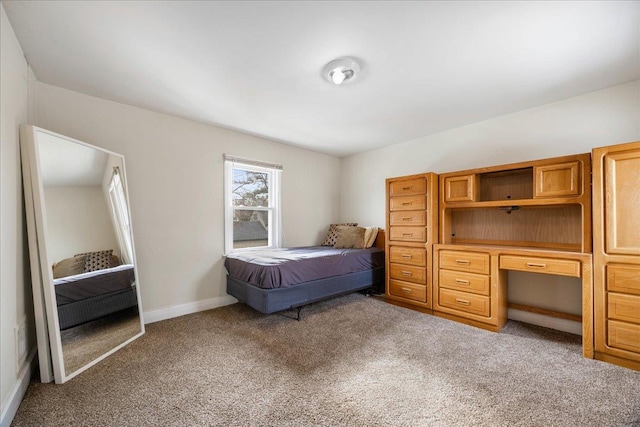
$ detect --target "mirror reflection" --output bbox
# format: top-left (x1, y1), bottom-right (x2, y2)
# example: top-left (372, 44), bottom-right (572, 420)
top-left (27, 127), bottom-right (144, 382)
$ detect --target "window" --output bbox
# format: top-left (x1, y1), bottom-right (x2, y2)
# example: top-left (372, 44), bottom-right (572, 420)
top-left (108, 167), bottom-right (134, 264)
top-left (224, 156), bottom-right (282, 253)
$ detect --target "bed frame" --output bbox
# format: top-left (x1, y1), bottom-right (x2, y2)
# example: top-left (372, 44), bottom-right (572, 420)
top-left (57, 286), bottom-right (139, 330)
top-left (226, 230), bottom-right (385, 319)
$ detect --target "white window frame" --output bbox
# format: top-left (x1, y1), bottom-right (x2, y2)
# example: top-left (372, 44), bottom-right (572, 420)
top-left (224, 156), bottom-right (282, 254)
top-left (108, 168), bottom-right (134, 264)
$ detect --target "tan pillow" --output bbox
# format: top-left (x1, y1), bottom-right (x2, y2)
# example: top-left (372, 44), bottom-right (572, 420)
top-left (111, 255), bottom-right (121, 266)
top-left (333, 226), bottom-right (366, 249)
top-left (363, 226), bottom-right (379, 248)
top-left (321, 223), bottom-right (358, 246)
top-left (52, 255), bottom-right (86, 279)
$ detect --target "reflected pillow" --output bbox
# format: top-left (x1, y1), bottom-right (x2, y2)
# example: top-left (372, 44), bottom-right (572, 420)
top-left (321, 223), bottom-right (358, 246)
top-left (333, 226), bottom-right (366, 249)
top-left (75, 249), bottom-right (116, 273)
top-left (52, 255), bottom-right (87, 279)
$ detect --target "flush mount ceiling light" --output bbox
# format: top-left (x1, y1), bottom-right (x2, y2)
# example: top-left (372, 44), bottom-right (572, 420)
top-left (323, 57), bottom-right (360, 85)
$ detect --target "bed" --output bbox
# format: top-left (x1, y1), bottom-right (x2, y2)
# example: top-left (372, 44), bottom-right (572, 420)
top-left (54, 264), bottom-right (138, 330)
top-left (225, 230), bottom-right (385, 318)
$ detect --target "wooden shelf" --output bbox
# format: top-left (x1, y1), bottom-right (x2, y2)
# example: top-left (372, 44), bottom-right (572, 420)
top-left (439, 153), bottom-right (592, 253)
top-left (441, 198), bottom-right (586, 209)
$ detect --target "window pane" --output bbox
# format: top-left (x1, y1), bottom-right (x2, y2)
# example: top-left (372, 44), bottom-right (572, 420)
top-left (232, 168), bottom-right (269, 208)
top-left (233, 209), bottom-right (269, 249)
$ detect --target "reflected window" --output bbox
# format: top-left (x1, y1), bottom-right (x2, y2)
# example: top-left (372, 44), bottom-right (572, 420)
top-left (224, 156), bottom-right (282, 253)
top-left (108, 167), bottom-right (133, 263)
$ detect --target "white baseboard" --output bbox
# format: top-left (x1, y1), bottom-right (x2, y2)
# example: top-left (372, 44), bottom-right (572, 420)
top-left (0, 348), bottom-right (37, 427)
top-left (143, 295), bottom-right (238, 324)
top-left (508, 308), bottom-right (582, 336)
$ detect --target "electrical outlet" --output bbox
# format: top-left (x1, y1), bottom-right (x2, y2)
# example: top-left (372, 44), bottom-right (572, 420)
top-left (15, 320), bottom-right (28, 373)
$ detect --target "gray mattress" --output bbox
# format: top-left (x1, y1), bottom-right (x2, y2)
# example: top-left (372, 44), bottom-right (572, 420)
top-left (54, 264), bottom-right (135, 306)
top-left (224, 246), bottom-right (385, 289)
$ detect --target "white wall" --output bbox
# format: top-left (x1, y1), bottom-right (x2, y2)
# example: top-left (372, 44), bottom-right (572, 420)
top-left (341, 80), bottom-right (640, 333)
top-left (35, 83), bottom-right (342, 315)
top-left (341, 80), bottom-right (639, 226)
top-left (0, 4), bottom-right (36, 426)
top-left (43, 186), bottom-right (120, 263)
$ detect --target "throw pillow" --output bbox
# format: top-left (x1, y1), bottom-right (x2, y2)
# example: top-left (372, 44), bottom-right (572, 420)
top-left (333, 226), bottom-right (366, 249)
top-left (321, 223), bottom-right (358, 246)
top-left (76, 249), bottom-right (115, 273)
top-left (52, 255), bottom-right (87, 279)
top-left (363, 226), bottom-right (379, 248)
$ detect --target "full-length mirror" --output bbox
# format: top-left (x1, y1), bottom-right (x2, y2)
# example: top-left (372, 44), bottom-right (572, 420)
top-left (21, 126), bottom-right (144, 384)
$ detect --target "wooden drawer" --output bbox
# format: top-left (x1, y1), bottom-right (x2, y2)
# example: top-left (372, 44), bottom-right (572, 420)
top-left (439, 269), bottom-right (490, 296)
top-left (444, 175), bottom-right (477, 202)
top-left (439, 250), bottom-right (490, 275)
top-left (389, 279), bottom-right (427, 303)
top-left (534, 161), bottom-right (580, 198)
top-left (389, 195), bottom-right (426, 211)
top-left (608, 320), bottom-right (640, 354)
top-left (439, 288), bottom-right (490, 317)
top-left (499, 255), bottom-right (580, 278)
top-left (389, 178), bottom-right (426, 197)
top-left (389, 246), bottom-right (426, 267)
top-left (607, 264), bottom-right (640, 295)
top-left (389, 210), bottom-right (426, 226)
top-left (389, 226), bottom-right (426, 243)
top-left (389, 263), bottom-right (426, 284)
top-left (608, 293), bottom-right (640, 325)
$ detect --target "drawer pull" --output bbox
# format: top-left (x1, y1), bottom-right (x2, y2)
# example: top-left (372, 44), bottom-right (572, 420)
top-left (402, 233), bottom-right (413, 237)
top-left (455, 259), bottom-right (471, 265)
top-left (401, 287), bottom-right (412, 294)
top-left (402, 202), bottom-right (412, 206)
top-left (402, 217), bottom-right (412, 221)
top-left (402, 186), bottom-right (411, 190)
top-left (455, 279), bottom-right (470, 285)
top-left (526, 262), bottom-right (547, 269)
top-left (401, 271), bottom-right (412, 277)
top-left (401, 254), bottom-right (413, 259)
top-left (455, 299), bottom-right (470, 306)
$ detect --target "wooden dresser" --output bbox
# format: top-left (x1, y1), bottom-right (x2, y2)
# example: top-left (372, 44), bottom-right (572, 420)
top-left (592, 141), bottom-right (640, 370)
top-left (385, 173), bottom-right (438, 310)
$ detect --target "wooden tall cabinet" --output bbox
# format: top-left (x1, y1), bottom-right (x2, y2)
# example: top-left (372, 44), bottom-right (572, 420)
top-left (593, 141), bottom-right (640, 370)
top-left (385, 173), bottom-right (438, 310)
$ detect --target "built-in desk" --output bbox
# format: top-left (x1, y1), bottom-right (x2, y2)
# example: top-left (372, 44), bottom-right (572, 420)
top-left (433, 244), bottom-right (593, 358)
top-left (432, 153), bottom-right (594, 359)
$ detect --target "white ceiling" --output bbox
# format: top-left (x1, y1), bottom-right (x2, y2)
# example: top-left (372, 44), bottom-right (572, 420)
top-left (5, 1), bottom-right (639, 157)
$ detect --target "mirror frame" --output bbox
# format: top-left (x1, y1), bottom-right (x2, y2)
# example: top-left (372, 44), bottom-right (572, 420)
top-left (21, 125), bottom-right (145, 384)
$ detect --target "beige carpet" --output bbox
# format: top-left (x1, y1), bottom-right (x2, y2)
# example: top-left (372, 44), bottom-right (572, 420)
top-left (13, 294), bottom-right (640, 426)
top-left (61, 307), bottom-right (142, 375)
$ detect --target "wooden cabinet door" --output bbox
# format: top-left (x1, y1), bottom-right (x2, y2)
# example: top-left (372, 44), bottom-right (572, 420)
top-left (443, 175), bottom-right (477, 202)
top-left (604, 151), bottom-right (640, 256)
top-left (534, 161), bottom-right (580, 198)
